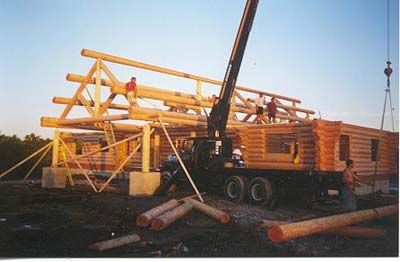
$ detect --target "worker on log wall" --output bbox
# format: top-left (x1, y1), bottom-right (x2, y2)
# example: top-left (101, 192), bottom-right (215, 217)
top-left (126, 76), bottom-right (138, 106)
top-left (341, 159), bottom-right (369, 212)
top-left (255, 93), bottom-right (265, 124)
top-left (267, 97), bottom-right (277, 124)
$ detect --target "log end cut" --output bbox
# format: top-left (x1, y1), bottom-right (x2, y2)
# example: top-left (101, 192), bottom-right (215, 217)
top-left (267, 226), bottom-right (284, 243)
top-left (151, 218), bottom-right (165, 231)
top-left (219, 214), bottom-right (230, 224)
top-left (136, 215), bottom-right (151, 227)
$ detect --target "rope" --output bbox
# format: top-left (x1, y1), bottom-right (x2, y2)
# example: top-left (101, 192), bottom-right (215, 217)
top-left (138, 96), bottom-right (163, 110)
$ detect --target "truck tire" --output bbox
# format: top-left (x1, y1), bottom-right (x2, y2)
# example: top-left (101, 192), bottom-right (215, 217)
top-left (248, 177), bottom-right (274, 206)
top-left (224, 176), bottom-right (248, 203)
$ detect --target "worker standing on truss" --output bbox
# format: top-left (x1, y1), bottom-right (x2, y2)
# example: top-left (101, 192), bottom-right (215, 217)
top-left (126, 76), bottom-right (138, 106)
top-left (267, 97), bottom-right (277, 124)
top-left (255, 93), bottom-right (265, 124)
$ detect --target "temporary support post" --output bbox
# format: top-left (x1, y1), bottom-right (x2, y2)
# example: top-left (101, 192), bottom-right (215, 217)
top-left (158, 117), bottom-right (204, 202)
top-left (23, 143), bottom-right (53, 182)
top-left (0, 141), bottom-right (54, 179)
top-left (153, 134), bottom-right (160, 169)
top-left (60, 147), bottom-right (74, 186)
top-left (142, 124), bottom-right (151, 173)
top-left (52, 130), bottom-right (60, 167)
top-left (59, 138), bottom-right (98, 192)
top-left (57, 132), bottom-right (143, 166)
top-left (99, 143), bottom-right (142, 192)
top-left (95, 59), bottom-right (101, 116)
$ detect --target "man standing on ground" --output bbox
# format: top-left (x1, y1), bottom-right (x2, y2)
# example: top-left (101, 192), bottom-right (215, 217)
top-left (126, 77), bottom-right (137, 106)
top-left (342, 159), bottom-right (370, 212)
top-left (255, 93), bottom-right (265, 124)
top-left (267, 97), bottom-right (277, 124)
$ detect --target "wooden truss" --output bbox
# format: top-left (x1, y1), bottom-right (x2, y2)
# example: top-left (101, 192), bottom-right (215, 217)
top-left (42, 49), bottom-right (315, 134)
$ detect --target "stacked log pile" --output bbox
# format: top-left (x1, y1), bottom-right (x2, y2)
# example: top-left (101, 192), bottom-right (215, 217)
top-left (136, 198), bottom-right (230, 231)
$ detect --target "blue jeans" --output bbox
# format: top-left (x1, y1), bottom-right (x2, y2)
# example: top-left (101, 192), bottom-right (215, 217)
top-left (342, 184), bottom-right (356, 212)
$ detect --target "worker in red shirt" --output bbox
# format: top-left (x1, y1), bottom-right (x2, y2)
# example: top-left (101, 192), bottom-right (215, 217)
top-left (266, 97), bottom-right (277, 124)
top-left (126, 77), bottom-right (137, 106)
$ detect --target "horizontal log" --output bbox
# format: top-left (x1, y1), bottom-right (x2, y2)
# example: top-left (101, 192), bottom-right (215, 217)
top-left (56, 114), bottom-right (129, 125)
top-left (164, 101), bottom-right (202, 112)
top-left (259, 220), bottom-right (385, 239)
top-left (88, 233), bottom-right (142, 251)
top-left (131, 113), bottom-right (208, 127)
top-left (129, 106), bottom-right (246, 127)
top-left (67, 73), bottom-right (204, 101)
top-left (67, 74), bottom-right (256, 115)
top-left (136, 199), bottom-right (180, 227)
top-left (267, 204), bottom-right (398, 243)
top-left (342, 123), bottom-right (394, 135)
top-left (41, 117), bottom-right (142, 133)
top-left (80, 49), bottom-right (302, 103)
top-left (151, 201), bottom-right (193, 231)
top-left (53, 96), bottom-right (129, 111)
top-left (247, 98), bottom-right (315, 114)
top-left (189, 199), bottom-right (230, 223)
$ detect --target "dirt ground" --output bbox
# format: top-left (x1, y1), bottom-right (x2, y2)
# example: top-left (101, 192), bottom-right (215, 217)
top-left (0, 179), bottom-right (398, 258)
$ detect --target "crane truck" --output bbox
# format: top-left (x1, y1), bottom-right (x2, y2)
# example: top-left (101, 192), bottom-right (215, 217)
top-left (157, 0), bottom-right (342, 209)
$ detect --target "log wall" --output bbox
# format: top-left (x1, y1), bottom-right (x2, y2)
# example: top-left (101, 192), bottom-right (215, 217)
top-left (335, 123), bottom-right (398, 176)
top-left (58, 120), bottom-right (398, 177)
top-left (241, 123), bottom-right (316, 170)
top-left (312, 120), bottom-right (342, 171)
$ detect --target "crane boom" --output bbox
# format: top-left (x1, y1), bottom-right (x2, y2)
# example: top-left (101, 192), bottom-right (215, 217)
top-left (208, 0), bottom-right (259, 138)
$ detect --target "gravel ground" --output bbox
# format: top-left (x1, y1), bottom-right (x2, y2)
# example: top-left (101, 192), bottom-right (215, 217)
top-left (0, 180), bottom-right (398, 257)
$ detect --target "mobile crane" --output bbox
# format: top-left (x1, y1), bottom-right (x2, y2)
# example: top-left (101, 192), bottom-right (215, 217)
top-left (158, 0), bottom-right (341, 209)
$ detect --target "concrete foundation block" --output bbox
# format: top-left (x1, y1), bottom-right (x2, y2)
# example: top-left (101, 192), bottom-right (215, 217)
top-left (42, 167), bottom-right (67, 188)
top-left (129, 171), bottom-right (160, 196)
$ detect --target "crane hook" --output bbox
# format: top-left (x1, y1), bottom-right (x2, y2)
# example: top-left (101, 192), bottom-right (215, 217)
top-left (384, 61), bottom-right (393, 88)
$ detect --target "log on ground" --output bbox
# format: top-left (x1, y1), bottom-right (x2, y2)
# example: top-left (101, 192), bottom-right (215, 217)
top-left (189, 199), bottom-right (230, 224)
top-left (151, 201), bottom-right (193, 231)
top-left (136, 199), bottom-right (180, 227)
top-left (88, 233), bottom-right (142, 251)
top-left (267, 205), bottom-right (398, 243)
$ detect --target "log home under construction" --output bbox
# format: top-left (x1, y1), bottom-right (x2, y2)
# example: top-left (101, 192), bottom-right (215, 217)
top-left (29, 49), bottom-right (396, 197)
top-left (0, 48), bottom-right (397, 198)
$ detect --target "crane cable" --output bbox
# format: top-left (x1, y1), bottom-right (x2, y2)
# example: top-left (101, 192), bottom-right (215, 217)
top-left (371, 0), bottom-right (396, 192)
top-left (385, 0), bottom-right (395, 132)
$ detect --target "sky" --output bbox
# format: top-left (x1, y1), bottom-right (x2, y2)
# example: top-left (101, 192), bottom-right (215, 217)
top-left (0, 0), bottom-right (398, 139)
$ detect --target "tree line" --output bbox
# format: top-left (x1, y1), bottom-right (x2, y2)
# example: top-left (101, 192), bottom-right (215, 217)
top-left (0, 132), bottom-right (52, 180)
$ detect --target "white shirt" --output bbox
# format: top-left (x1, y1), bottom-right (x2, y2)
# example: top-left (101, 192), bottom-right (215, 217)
top-left (232, 148), bottom-right (242, 156)
top-left (255, 97), bottom-right (265, 107)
